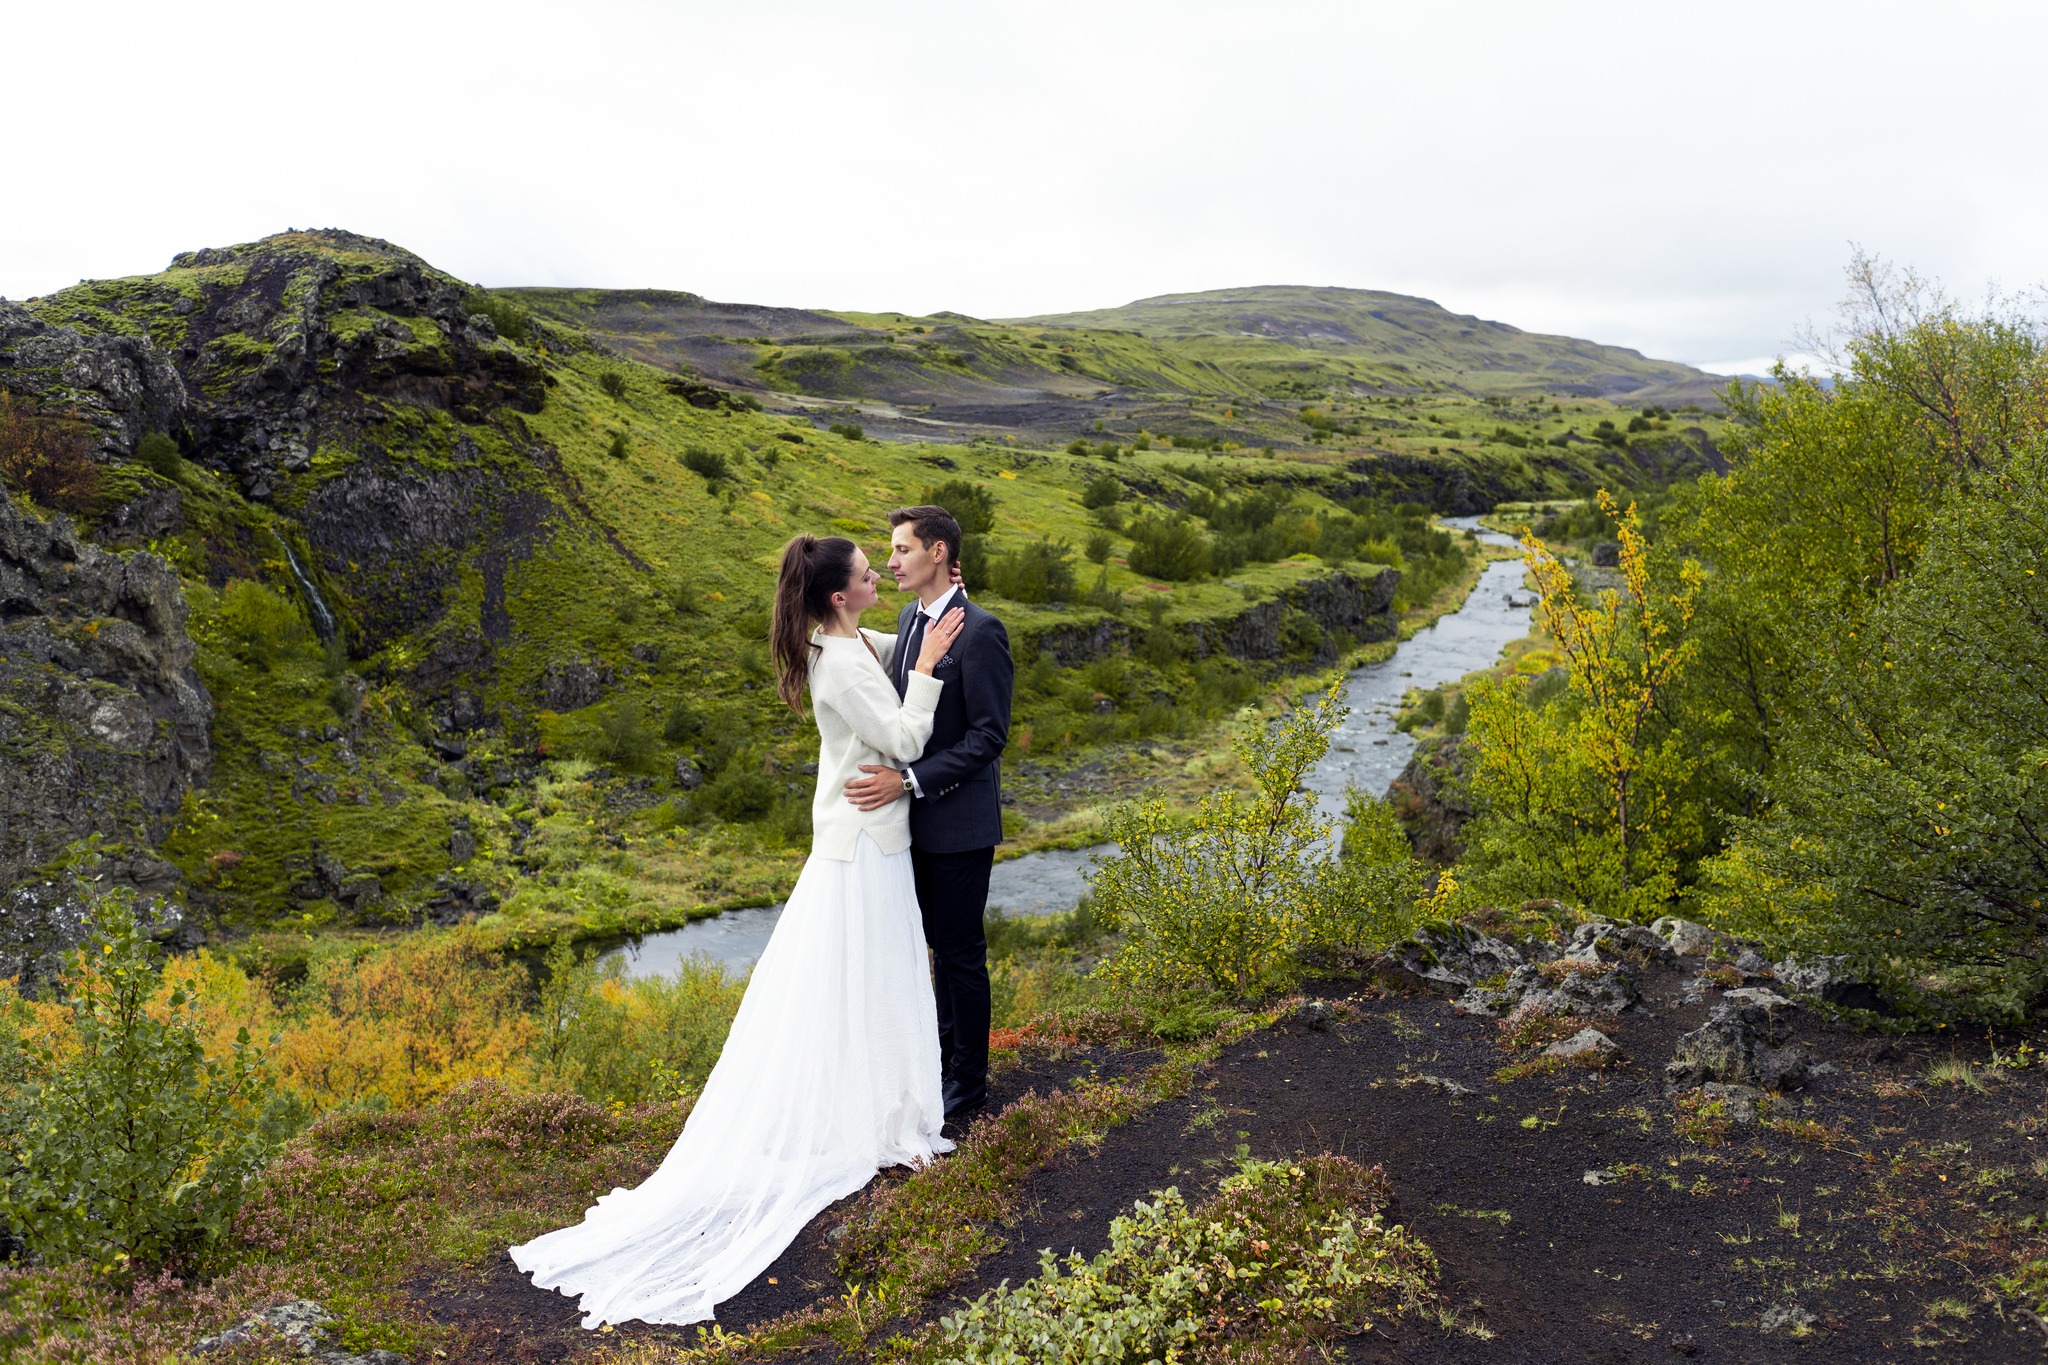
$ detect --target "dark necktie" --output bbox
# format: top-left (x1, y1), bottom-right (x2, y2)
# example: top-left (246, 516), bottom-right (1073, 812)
top-left (897, 611), bottom-right (926, 697)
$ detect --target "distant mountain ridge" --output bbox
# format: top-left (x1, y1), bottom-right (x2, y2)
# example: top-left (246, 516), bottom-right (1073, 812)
top-left (514, 281), bottom-right (1728, 452)
top-left (1008, 285), bottom-right (1719, 403)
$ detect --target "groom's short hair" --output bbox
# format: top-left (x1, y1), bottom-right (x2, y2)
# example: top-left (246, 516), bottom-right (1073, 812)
top-left (890, 505), bottom-right (962, 569)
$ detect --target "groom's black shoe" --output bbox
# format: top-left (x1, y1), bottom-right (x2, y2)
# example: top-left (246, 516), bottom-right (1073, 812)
top-left (943, 1082), bottom-right (987, 1124)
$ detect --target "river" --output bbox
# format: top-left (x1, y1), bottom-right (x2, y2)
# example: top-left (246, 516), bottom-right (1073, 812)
top-left (602, 517), bottom-right (1529, 978)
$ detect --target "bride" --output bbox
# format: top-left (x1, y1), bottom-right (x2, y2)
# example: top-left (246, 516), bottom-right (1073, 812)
top-left (511, 534), bottom-right (966, 1327)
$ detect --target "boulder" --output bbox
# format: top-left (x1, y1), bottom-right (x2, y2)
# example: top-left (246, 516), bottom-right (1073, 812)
top-left (1292, 999), bottom-right (1335, 1030)
top-left (540, 660), bottom-right (612, 711)
top-left (1649, 915), bottom-right (1720, 957)
top-left (674, 756), bottom-right (704, 791)
top-left (1543, 1027), bottom-right (1620, 1060)
top-left (1458, 960), bottom-right (1639, 1017)
top-left (1564, 918), bottom-right (1678, 968)
top-left (1590, 541), bottom-right (1621, 568)
top-left (1771, 953), bottom-right (1889, 1012)
top-left (1376, 919), bottom-right (1524, 997)
top-left (1759, 1303), bottom-right (1817, 1335)
top-left (95, 486), bottom-right (186, 544)
top-left (193, 1297), bottom-right (408, 1364)
top-left (1701, 1082), bottom-right (1765, 1124)
top-left (1666, 990), bottom-right (1800, 1089)
top-left (421, 877), bottom-right (499, 927)
top-left (1733, 947), bottom-right (1773, 976)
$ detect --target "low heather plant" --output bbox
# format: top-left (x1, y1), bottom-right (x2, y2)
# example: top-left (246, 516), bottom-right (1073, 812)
top-left (923, 1157), bottom-right (1439, 1365)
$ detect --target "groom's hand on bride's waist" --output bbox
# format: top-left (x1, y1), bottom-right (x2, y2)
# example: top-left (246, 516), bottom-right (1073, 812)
top-left (845, 763), bottom-right (909, 811)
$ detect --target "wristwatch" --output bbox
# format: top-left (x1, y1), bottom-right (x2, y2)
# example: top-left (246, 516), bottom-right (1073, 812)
top-left (901, 771), bottom-right (914, 795)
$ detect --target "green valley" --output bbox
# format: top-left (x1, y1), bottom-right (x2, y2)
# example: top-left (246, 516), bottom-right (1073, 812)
top-left (0, 231), bottom-right (1726, 966)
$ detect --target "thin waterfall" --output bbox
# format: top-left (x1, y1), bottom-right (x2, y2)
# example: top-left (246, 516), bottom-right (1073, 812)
top-left (271, 529), bottom-right (337, 644)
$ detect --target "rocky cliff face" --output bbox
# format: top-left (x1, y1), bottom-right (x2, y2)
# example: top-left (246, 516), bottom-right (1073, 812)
top-left (0, 496), bottom-right (211, 891)
top-left (1028, 566), bottom-right (1399, 669)
top-left (0, 301), bottom-right (190, 459)
top-left (1387, 734), bottom-right (1474, 864)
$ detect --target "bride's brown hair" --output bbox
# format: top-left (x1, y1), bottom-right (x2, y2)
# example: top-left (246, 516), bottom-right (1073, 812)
top-left (770, 534), bottom-right (859, 714)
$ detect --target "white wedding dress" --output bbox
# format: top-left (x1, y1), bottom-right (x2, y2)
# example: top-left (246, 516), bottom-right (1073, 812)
top-left (512, 628), bottom-right (952, 1327)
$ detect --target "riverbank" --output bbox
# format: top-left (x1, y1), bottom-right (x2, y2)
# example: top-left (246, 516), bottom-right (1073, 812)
top-left (995, 528), bottom-right (1515, 859)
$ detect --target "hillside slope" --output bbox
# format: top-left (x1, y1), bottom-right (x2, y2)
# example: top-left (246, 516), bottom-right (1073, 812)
top-left (0, 229), bottom-right (1722, 963)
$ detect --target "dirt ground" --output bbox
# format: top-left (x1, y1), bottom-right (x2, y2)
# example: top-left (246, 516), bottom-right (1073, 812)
top-left (416, 961), bottom-right (2047, 1363)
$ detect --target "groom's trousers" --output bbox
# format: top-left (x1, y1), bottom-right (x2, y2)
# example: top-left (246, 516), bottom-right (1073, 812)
top-left (912, 843), bottom-right (994, 1110)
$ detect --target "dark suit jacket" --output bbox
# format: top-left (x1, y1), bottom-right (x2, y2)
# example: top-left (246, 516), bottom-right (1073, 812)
top-left (893, 588), bottom-right (1013, 854)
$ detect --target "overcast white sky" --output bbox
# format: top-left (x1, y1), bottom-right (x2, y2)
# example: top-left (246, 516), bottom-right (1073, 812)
top-left (7, 1), bottom-right (2043, 376)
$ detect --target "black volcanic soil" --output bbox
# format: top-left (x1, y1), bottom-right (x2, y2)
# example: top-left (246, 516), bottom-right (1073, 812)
top-left (415, 962), bottom-right (2046, 1363)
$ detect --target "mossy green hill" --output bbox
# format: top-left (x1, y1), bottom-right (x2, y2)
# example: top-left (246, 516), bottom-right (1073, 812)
top-left (1010, 285), bottom-right (1723, 405)
top-left (0, 230), bottom-right (1728, 961)
top-left (508, 282), bottom-right (1727, 457)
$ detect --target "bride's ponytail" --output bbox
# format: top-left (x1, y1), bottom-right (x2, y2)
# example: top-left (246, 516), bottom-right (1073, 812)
top-left (770, 534), bottom-right (858, 714)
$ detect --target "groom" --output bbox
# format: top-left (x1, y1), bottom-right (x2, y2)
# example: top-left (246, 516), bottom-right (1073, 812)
top-left (844, 504), bottom-right (1013, 1123)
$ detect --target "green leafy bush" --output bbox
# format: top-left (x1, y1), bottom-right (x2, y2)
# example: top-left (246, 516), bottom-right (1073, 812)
top-left (461, 288), bottom-right (531, 343)
top-left (934, 1157), bottom-right (1437, 1365)
top-left (135, 431), bottom-right (181, 478)
top-left (829, 422), bottom-right (865, 441)
top-left (1279, 608), bottom-right (1325, 660)
top-left (219, 579), bottom-right (312, 670)
top-left (1083, 530), bottom-right (1114, 564)
top-left (1709, 443), bottom-right (2048, 1019)
top-left (591, 700), bottom-right (657, 770)
top-left (1124, 515), bottom-right (1210, 582)
top-left (607, 430), bottom-right (629, 459)
top-left (926, 479), bottom-right (998, 534)
top-left (1080, 473), bottom-right (1123, 510)
top-left (681, 445), bottom-right (731, 483)
top-left (528, 938), bottom-right (746, 1103)
top-left (689, 768), bottom-right (781, 823)
top-left (986, 538), bottom-right (1076, 604)
top-left (598, 372), bottom-right (628, 399)
top-left (1093, 684), bottom-right (1422, 995)
top-left (0, 879), bottom-right (301, 1266)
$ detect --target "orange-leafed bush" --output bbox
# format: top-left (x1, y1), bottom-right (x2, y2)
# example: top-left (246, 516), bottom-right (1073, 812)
top-left (0, 976), bottom-right (81, 1084)
top-left (989, 1022), bottom-right (1080, 1051)
top-left (155, 949), bottom-right (284, 1059)
top-left (0, 391), bottom-right (103, 512)
top-left (275, 935), bottom-right (534, 1111)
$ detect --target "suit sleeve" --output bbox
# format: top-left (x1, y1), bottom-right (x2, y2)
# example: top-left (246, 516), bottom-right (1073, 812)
top-left (820, 664), bottom-right (942, 766)
top-left (906, 614), bottom-right (1013, 795)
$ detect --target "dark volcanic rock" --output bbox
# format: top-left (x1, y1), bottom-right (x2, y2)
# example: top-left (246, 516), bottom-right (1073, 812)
top-left (1028, 568), bottom-right (1396, 670)
top-left (0, 496), bottom-right (211, 905)
top-left (1666, 988), bottom-right (1802, 1090)
top-left (540, 661), bottom-right (613, 711)
top-left (1387, 734), bottom-right (1474, 863)
top-left (0, 301), bottom-right (190, 457)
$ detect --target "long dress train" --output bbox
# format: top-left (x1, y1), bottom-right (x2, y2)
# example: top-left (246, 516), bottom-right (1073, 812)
top-left (508, 830), bottom-right (951, 1326)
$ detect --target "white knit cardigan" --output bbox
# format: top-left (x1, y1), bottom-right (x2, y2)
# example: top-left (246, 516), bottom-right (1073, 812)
top-left (805, 627), bottom-right (942, 861)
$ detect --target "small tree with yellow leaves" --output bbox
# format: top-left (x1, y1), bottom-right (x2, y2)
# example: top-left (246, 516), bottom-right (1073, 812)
top-left (1463, 493), bottom-right (1708, 920)
top-left (1092, 682), bottom-right (1422, 997)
